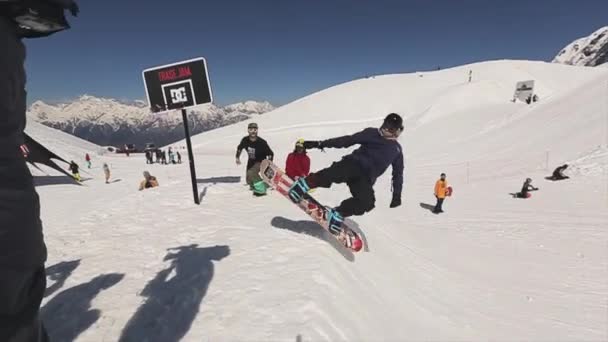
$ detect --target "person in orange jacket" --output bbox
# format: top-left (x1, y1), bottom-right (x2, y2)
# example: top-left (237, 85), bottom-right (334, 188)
top-left (433, 173), bottom-right (448, 214)
top-left (285, 139), bottom-right (311, 180)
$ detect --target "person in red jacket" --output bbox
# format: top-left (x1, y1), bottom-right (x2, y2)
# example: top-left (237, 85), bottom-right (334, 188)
top-left (285, 139), bottom-right (310, 180)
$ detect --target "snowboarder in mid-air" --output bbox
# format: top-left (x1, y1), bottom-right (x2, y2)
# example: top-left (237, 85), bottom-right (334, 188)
top-left (288, 113), bottom-right (404, 237)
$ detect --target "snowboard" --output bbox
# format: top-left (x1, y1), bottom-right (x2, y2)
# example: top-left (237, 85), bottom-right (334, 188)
top-left (259, 159), bottom-right (363, 252)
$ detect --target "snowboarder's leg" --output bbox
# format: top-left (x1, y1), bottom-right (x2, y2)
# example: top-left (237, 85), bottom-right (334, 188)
top-left (433, 196), bottom-right (444, 213)
top-left (334, 177), bottom-right (376, 217)
top-left (306, 158), bottom-right (359, 188)
top-left (288, 158), bottom-right (360, 203)
top-left (247, 162), bottom-right (267, 195)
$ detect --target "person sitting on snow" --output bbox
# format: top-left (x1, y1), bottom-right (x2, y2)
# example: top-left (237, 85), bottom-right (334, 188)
top-left (139, 171), bottom-right (159, 190)
top-left (285, 138), bottom-right (310, 180)
top-left (513, 178), bottom-right (538, 198)
top-left (550, 164), bottom-right (569, 181)
top-left (288, 113), bottom-right (404, 248)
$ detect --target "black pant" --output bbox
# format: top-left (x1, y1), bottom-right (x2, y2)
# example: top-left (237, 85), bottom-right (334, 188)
top-left (0, 17), bottom-right (48, 341)
top-left (434, 197), bottom-right (444, 212)
top-left (307, 158), bottom-right (375, 217)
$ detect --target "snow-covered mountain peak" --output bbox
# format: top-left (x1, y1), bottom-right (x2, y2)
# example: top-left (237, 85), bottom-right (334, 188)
top-left (553, 26), bottom-right (608, 66)
top-left (27, 95), bottom-right (275, 147)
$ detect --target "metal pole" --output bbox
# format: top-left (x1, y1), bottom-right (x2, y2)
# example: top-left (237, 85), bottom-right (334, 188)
top-left (182, 108), bottom-right (200, 205)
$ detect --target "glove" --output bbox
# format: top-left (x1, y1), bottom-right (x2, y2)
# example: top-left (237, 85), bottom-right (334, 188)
top-left (389, 196), bottom-right (401, 208)
top-left (303, 141), bottom-right (322, 149)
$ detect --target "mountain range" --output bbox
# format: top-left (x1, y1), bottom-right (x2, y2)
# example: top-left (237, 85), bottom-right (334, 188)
top-left (27, 96), bottom-right (274, 148)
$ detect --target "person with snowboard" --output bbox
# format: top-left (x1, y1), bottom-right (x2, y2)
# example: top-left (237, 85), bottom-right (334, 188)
top-left (288, 113), bottom-right (404, 238)
top-left (285, 138), bottom-right (310, 180)
top-left (102, 162), bottom-right (111, 184)
top-left (0, 1), bottom-right (79, 341)
top-left (68, 160), bottom-right (81, 182)
top-left (433, 173), bottom-right (448, 214)
top-left (513, 178), bottom-right (538, 198)
top-left (139, 171), bottom-right (159, 190)
top-left (550, 164), bottom-right (569, 180)
top-left (235, 122), bottom-right (274, 196)
top-left (85, 152), bottom-right (91, 168)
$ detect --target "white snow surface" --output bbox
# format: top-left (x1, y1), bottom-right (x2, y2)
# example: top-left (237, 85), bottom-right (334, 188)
top-left (34, 60), bottom-right (608, 341)
top-left (553, 26), bottom-right (608, 67)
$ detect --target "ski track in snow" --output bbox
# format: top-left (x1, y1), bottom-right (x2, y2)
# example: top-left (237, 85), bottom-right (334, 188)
top-left (32, 60), bottom-right (608, 341)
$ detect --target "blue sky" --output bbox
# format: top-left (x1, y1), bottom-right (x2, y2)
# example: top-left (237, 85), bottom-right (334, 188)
top-left (24, 0), bottom-right (608, 106)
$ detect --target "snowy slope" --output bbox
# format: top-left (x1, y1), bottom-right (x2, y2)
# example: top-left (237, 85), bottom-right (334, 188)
top-left (553, 26), bottom-right (608, 66)
top-left (34, 60), bottom-right (607, 341)
top-left (24, 120), bottom-right (102, 176)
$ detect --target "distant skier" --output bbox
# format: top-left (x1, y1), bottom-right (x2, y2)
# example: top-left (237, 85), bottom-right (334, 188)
top-left (85, 152), bottom-right (91, 168)
top-left (69, 160), bottom-right (81, 182)
top-left (433, 173), bottom-right (448, 214)
top-left (235, 122), bottom-right (274, 196)
top-left (103, 162), bottom-right (111, 184)
top-left (549, 164), bottom-right (569, 181)
top-left (139, 171), bottom-right (159, 190)
top-left (285, 138), bottom-right (310, 180)
top-left (288, 113), bottom-right (404, 239)
top-left (176, 151), bottom-right (182, 164)
top-left (513, 178), bottom-right (538, 198)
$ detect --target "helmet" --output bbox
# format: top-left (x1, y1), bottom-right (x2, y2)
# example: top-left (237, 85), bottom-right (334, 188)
top-left (248, 122), bottom-right (258, 129)
top-left (381, 113), bottom-right (404, 131)
top-left (295, 138), bottom-right (305, 147)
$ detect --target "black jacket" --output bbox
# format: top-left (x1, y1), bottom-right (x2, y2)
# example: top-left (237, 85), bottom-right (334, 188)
top-left (236, 136), bottom-right (274, 169)
top-left (320, 128), bottom-right (404, 197)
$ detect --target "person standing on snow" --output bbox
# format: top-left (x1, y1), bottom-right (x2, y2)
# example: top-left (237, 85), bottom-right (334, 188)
top-left (235, 122), bottom-right (274, 196)
top-left (433, 173), bottom-right (448, 214)
top-left (85, 152), bottom-right (91, 168)
top-left (288, 113), bottom-right (404, 242)
top-left (0, 1), bottom-right (79, 341)
top-left (68, 160), bottom-right (81, 182)
top-left (103, 162), bottom-right (111, 184)
top-left (285, 138), bottom-right (310, 180)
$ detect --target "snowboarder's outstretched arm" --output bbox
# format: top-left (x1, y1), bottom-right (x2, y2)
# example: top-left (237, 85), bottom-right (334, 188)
top-left (390, 152), bottom-right (404, 207)
top-left (304, 128), bottom-right (370, 150)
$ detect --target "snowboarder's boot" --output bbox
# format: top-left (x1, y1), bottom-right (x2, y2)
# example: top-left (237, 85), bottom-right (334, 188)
top-left (324, 208), bottom-right (344, 236)
top-left (324, 208), bottom-right (362, 251)
top-left (288, 177), bottom-right (310, 203)
top-left (252, 180), bottom-right (268, 196)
